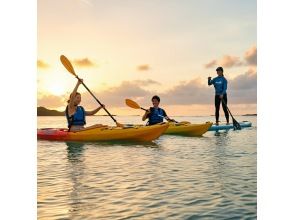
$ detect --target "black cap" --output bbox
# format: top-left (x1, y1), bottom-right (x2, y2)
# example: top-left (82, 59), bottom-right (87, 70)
top-left (216, 67), bottom-right (223, 72)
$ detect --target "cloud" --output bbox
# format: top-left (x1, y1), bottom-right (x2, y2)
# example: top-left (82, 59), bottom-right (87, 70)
top-left (204, 55), bottom-right (243, 69)
top-left (229, 69), bottom-right (257, 104)
top-left (230, 69), bottom-right (257, 90)
top-left (204, 45), bottom-right (256, 68)
top-left (80, 80), bottom-right (153, 108)
top-left (161, 70), bottom-right (256, 105)
top-left (244, 67), bottom-right (256, 75)
top-left (84, 73), bottom-right (256, 107)
top-left (133, 79), bottom-right (161, 86)
top-left (37, 73), bottom-right (256, 110)
top-left (37, 94), bottom-right (66, 108)
top-left (204, 60), bottom-right (217, 68)
top-left (137, 64), bottom-right (150, 71)
top-left (74, 58), bottom-right (96, 67)
top-left (37, 60), bottom-right (49, 69)
top-left (244, 45), bottom-right (257, 66)
top-left (161, 78), bottom-right (211, 105)
top-left (219, 55), bottom-right (243, 68)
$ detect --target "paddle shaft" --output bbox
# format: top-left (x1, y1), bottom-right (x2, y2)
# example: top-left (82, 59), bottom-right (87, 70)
top-left (221, 99), bottom-right (234, 119)
top-left (221, 99), bottom-right (241, 128)
top-left (76, 76), bottom-right (117, 123)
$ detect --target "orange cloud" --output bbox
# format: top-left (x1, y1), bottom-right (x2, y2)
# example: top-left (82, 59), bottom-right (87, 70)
top-left (204, 55), bottom-right (243, 69)
top-left (37, 72), bottom-right (256, 110)
top-left (82, 81), bottom-right (152, 108)
top-left (244, 45), bottom-right (257, 66)
top-left (37, 94), bottom-right (66, 108)
top-left (137, 64), bottom-right (150, 71)
top-left (37, 60), bottom-right (49, 69)
top-left (204, 45), bottom-right (256, 69)
top-left (245, 67), bottom-right (257, 75)
top-left (73, 58), bottom-right (96, 67)
top-left (204, 59), bottom-right (217, 68)
top-left (219, 55), bottom-right (243, 68)
top-left (133, 79), bottom-right (160, 86)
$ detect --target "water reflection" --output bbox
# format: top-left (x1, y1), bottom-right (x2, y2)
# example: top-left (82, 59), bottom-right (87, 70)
top-left (66, 142), bottom-right (86, 218)
top-left (214, 129), bottom-right (229, 137)
top-left (209, 130), bottom-right (231, 196)
top-left (86, 140), bottom-right (160, 148)
top-left (66, 142), bottom-right (85, 162)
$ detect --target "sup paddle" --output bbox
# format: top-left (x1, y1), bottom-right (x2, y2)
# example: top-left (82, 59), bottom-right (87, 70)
top-left (125, 99), bottom-right (189, 124)
top-left (60, 55), bottom-right (123, 127)
top-left (221, 99), bottom-right (241, 130)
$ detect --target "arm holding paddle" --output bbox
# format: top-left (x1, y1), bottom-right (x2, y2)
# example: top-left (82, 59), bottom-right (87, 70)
top-left (60, 55), bottom-right (123, 127)
top-left (161, 109), bottom-right (176, 122)
top-left (126, 99), bottom-right (178, 123)
top-left (142, 108), bottom-right (150, 121)
top-left (85, 104), bottom-right (105, 116)
top-left (68, 79), bottom-right (83, 109)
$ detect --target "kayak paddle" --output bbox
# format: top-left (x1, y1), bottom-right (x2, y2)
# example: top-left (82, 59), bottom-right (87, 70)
top-left (60, 55), bottom-right (124, 127)
top-left (125, 98), bottom-right (149, 111)
top-left (125, 99), bottom-right (183, 124)
top-left (221, 99), bottom-right (241, 130)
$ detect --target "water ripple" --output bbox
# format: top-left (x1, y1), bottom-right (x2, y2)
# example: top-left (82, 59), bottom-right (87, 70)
top-left (38, 116), bottom-right (256, 219)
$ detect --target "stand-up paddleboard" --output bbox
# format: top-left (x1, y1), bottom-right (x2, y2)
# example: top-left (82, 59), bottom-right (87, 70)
top-left (208, 121), bottom-right (252, 131)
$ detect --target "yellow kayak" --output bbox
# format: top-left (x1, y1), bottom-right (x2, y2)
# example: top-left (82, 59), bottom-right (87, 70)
top-left (164, 121), bottom-right (213, 136)
top-left (37, 123), bottom-right (169, 142)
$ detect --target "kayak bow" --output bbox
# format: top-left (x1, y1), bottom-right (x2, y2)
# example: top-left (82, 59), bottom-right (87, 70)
top-left (164, 121), bottom-right (213, 136)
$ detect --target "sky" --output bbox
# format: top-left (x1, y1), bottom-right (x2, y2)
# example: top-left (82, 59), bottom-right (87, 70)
top-left (37, 0), bottom-right (256, 116)
top-left (3, 1), bottom-right (294, 219)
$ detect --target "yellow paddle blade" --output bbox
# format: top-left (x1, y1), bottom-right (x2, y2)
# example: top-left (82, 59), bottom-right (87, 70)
top-left (60, 55), bottom-right (77, 76)
top-left (125, 99), bottom-right (141, 109)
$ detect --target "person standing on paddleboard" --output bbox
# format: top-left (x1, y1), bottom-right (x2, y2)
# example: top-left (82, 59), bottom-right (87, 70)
top-left (208, 67), bottom-right (229, 126)
top-left (142, 95), bottom-right (174, 125)
top-left (66, 79), bottom-right (105, 131)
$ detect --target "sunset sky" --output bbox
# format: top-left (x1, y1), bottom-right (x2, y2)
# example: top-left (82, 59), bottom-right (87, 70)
top-left (37, 0), bottom-right (256, 116)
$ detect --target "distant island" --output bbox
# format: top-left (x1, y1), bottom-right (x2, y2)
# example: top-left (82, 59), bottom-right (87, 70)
top-left (37, 107), bottom-right (116, 116)
top-left (37, 107), bottom-right (64, 116)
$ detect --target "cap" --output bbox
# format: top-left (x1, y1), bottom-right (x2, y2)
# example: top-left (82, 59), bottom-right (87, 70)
top-left (216, 67), bottom-right (223, 72)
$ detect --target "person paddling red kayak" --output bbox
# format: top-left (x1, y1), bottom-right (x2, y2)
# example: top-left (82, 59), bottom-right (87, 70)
top-left (66, 79), bottom-right (105, 131)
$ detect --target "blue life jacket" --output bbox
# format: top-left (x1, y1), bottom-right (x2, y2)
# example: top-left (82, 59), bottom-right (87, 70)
top-left (65, 106), bottom-right (86, 128)
top-left (148, 107), bottom-right (164, 125)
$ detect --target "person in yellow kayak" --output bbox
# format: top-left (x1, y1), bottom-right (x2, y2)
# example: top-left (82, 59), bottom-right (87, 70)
top-left (66, 79), bottom-right (105, 131)
top-left (142, 95), bottom-right (174, 125)
top-left (208, 66), bottom-right (230, 125)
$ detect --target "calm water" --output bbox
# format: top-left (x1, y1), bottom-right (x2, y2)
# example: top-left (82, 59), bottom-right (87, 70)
top-left (38, 116), bottom-right (257, 220)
